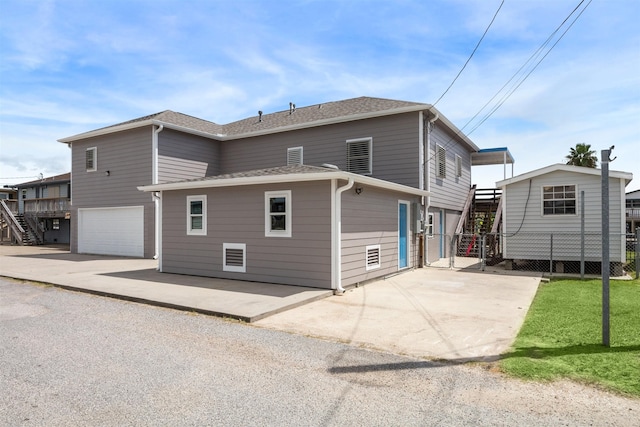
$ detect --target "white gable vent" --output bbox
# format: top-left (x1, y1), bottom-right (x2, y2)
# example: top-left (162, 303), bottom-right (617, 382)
top-left (287, 146), bottom-right (303, 165)
top-left (223, 243), bottom-right (246, 273)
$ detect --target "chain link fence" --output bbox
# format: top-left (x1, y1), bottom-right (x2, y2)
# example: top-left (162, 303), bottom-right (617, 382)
top-left (427, 231), bottom-right (639, 278)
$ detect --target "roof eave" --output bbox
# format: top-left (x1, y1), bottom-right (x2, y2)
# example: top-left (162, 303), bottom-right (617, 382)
top-left (138, 171), bottom-right (431, 197)
top-left (496, 164), bottom-right (633, 187)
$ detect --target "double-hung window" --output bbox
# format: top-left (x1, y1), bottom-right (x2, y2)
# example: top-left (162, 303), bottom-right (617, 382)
top-left (86, 147), bottom-right (97, 172)
top-left (542, 185), bottom-right (576, 215)
top-left (265, 190), bottom-right (291, 237)
top-left (346, 137), bottom-right (372, 175)
top-left (187, 195), bottom-right (207, 235)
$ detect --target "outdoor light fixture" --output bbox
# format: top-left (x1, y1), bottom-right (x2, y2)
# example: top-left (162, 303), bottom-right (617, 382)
top-left (355, 187), bottom-right (363, 195)
top-left (105, 170), bottom-right (110, 176)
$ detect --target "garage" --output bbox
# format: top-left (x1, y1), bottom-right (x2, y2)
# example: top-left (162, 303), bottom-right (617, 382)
top-left (78, 206), bottom-right (144, 257)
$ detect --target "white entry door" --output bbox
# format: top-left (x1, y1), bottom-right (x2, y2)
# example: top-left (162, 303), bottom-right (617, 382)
top-left (78, 206), bottom-right (144, 257)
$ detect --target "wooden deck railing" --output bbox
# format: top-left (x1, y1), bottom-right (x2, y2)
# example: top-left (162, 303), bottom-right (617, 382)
top-left (627, 208), bottom-right (640, 219)
top-left (0, 199), bottom-right (25, 245)
top-left (23, 198), bottom-right (71, 215)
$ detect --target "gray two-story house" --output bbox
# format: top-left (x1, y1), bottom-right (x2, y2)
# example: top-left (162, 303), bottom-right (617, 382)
top-left (59, 96), bottom-right (507, 290)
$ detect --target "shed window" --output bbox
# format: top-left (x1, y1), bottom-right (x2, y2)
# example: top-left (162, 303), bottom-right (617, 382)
top-left (366, 245), bottom-right (381, 270)
top-left (542, 185), bottom-right (576, 215)
top-left (265, 190), bottom-right (292, 237)
top-left (187, 195), bottom-right (207, 235)
top-left (346, 137), bottom-right (372, 175)
top-left (436, 145), bottom-right (446, 178)
top-left (223, 243), bottom-right (246, 273)
top-left (86, 147), bottom-right (97, 172)
top-left (426, 213), bottom-right (434, 237)
top-left (287, 147), bottom-right (303, 165)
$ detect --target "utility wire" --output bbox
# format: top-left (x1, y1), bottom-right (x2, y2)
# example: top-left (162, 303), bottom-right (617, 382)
top-left (426, 0), bottom-right (591, 163)
top-left (432, 0), bottom-right (505, 107)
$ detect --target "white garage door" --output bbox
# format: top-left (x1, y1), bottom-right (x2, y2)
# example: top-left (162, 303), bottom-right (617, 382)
top-left (78, 206), bottom-right (144, 257)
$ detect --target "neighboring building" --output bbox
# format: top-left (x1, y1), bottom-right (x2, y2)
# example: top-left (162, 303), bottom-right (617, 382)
top-left (496, 164), bottom-right (633, 273)
top-left (626, 189), bottom-right (640, 233)
top-left (0, 187), bottom-right (17, 201)
top-left (59, 96), bottom-right (511, 289)
top-left (15, 173), bottom-right (72, 244)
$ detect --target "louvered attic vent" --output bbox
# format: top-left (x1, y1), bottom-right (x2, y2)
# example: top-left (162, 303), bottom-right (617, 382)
top-left (346, 138), bottom-right (372, 175)
top-left (366, 245), bottom-right (381, 270)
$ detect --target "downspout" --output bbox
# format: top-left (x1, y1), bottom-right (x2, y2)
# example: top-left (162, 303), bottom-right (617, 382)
top-left (152, 125), bottom-right (164, 261)
top-left (332, 177), bottom-right (354, 294)
top-left (424, 111), bottom-right (438, 264)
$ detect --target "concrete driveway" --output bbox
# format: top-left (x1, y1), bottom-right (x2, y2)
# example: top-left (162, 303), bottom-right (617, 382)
top-left (0, 244), bottom-right (541, 361)
top-left (256, 268), bottom-right (542, 361)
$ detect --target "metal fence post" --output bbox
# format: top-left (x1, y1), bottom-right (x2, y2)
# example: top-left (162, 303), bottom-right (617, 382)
top-left (481, 233), bottom-right (486, 271)
top-left (636, 228), bottom-right (639, 280)
top-left (550, 233), bottom-right (553, 275)
top-left (581, 190), bottom-right (585, 279)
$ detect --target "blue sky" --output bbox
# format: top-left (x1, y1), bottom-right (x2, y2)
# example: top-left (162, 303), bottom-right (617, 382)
top-left (1, 0), bottom-right (638, 190)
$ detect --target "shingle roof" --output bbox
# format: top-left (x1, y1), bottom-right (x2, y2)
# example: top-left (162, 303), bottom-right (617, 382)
top-left (16, 172), bottom-right (71, 187)
top-left (167, 164), bottom-right (335, 185)
top-left (221, 96), bottom-right (428, 136)
top-left (59, 96), bottom-right (430, 142)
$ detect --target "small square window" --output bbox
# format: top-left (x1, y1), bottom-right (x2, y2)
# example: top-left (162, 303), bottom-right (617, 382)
top-left (542, 185), bottom-right (576, 216)
top-left (265, 191), bottom-right (292, 237)
top-left (426, 213), bottom-right (434, 237)
top-left (187, 195), bottom-right (207, 235)
top-left (52, 219), bottom-right (60, 230)
top-left (86, 147), bottom-right (97, 172)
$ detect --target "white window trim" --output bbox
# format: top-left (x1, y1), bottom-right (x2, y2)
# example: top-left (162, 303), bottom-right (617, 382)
top-left (436, 144), bottom-right (446, 179)
top-left (287, 146), bottom-right (303, 165)
top-left (223, 243), bottom-right (246, 273)
top-left (365, 245), bottom-right (381, 271)
top-left (455, 154), bottom-right (462, 177)
top-left (346, 137), bottom-right (373, 175)
top-left (86, 147), bottom-right (97, 172)
top-left (541, 184), bottom-right (578, 216)
top-left (186, 195), bottom-right (207, 236)
top-left (265, 190), bottom-right (292, 237)
top-left (426, 213), bottom-right (435, 238)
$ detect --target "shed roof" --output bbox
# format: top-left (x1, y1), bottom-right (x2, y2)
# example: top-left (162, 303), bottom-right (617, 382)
top-left (138, 164), bottom-right (430, 197)
top-left (496, 164), bottom-right (633, 187)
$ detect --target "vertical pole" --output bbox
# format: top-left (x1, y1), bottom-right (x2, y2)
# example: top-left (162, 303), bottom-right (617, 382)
top-left (481, 233), bottom-right (486, 271)
top-left (636, 228), bottom-right (640, 279)
top-left (550, 234), bottom-right (553, 275)
top-left (581, 190), bottom-right (585, 279)
top-left (601, 148), bottom-right (611, 347)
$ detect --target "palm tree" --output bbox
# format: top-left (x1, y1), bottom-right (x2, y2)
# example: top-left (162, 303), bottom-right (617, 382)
top-left (565, 143), bottom-right (598, 168)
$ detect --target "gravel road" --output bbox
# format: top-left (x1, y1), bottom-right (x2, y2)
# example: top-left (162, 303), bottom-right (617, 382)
top-left (1, 277), bottom-right (638, 426)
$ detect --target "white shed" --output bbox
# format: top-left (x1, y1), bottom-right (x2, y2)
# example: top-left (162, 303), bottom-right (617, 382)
top-left (496, 164), bottom-right (633, 272)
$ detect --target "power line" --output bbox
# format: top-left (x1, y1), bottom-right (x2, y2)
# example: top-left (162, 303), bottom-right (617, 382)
top-left (432, 0), bottom-right (505, 107)
top-left (427, 0), bottom-right (592, 164)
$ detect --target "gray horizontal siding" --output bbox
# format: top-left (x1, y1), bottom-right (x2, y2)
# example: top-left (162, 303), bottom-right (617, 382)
top-left (428, 125), bottom-right (473, 211)
top-left (341, 186), bottom-right (419, 286)
top-left (502, 170), bottom-right (625, 261)
top-left (221, 113), bottom-right (421, 188)
top-left (70, 126), bottom-right (155, 257)
top-left (158, 129), bottom-right (220, 183)
top-left (161, 181), bottom-right (332, 288)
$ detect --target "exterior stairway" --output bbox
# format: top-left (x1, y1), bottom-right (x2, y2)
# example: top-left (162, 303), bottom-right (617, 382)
top-left (456, 188), bottom-right (503, 264)
top-left (15, 214), bottom-right (43, 245)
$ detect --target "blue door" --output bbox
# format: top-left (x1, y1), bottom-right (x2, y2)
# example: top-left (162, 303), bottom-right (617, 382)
top-left (399, 203), bottom-right (408, 268)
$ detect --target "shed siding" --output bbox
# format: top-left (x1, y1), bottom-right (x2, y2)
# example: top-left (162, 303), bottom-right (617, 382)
top-left (341, 186), bottom-right (419, 285)
top-left (502, 170), bottom-right (625, 261)
top-left (221, 113), bottom-right (421, 188)
top-left (158, 129), bottom-right (220, 183)
top-left (428, 125), bottom-right (473, 211)
top-left (70, 126), bottom-right (155, 257)
top-left (161, 181), bottom-right (332, 288)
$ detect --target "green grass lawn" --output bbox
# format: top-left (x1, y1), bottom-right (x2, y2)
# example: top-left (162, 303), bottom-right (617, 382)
top-left (500, 277), bottom-right (640, 396)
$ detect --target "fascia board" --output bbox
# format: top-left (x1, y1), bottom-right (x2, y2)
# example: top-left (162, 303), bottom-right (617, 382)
top-left (428, 106), bottom-right (479, 152)
top-left (138, 171), bottom-right (431, 197)
top-left (58, 119), bottom-right (225, 143)
top-left (496, 164), bottom-right (633, 187)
